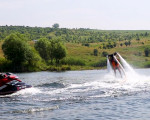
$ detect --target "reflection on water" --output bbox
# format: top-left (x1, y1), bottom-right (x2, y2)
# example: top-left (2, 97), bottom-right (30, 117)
top-left (1, 69), bottom-right (150, 120)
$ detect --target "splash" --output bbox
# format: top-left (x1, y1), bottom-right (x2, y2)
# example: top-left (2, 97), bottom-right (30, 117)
top-left (107, 55), bottom-right (112, 73)
top-left (107, 53), bottom-right (150, 85)
top-left (12, 87), bottom-right (42, 96)
top-left (117, 53), bottom-right (135, 73)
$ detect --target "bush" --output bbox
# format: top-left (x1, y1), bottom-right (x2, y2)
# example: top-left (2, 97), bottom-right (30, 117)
top-left (101, 51), bottom-right (108, 57)
top-left (93, 49), bottom-right (98, 56)
top-left (144, 47), bottom-right (150, 57)
top-left (82, 43), bottom-right (90, 47)
top-left (48, 66), bottom-right (71, 71)
top-left (91, 58), bottom-right (107, 67)
top-left (61, 66), bottom-right (71, 71)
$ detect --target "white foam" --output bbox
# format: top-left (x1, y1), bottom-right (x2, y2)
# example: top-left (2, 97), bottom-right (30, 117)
top-left (12, 87), bottom-right (42, 96)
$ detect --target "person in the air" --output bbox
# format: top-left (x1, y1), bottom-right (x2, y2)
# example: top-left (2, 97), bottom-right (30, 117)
top-left (108, 52), bottom-right (122, 77)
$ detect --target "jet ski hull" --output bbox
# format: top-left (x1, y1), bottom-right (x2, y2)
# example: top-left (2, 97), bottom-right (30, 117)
top-left (0, 81), bottom-right (32, 95)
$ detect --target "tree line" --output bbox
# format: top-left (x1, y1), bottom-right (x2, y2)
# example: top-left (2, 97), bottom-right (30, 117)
top-left (1, 33), bottom-right (67, 72)
top-left (0, 25), bottom-right (150, 44)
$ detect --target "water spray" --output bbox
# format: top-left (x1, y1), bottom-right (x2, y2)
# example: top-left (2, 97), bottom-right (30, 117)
top-left (117, 53), bottom-right (135, 73)
top-left (107, 55), bottom-right (112, 72)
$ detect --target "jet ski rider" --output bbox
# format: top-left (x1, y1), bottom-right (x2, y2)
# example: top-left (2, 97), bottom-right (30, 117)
top-left (0, 73), bottom-right (6, 87)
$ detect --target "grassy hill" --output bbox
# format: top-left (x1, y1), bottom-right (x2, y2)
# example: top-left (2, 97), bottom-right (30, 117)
top-left (65, 38), bottom-right (150, 69)
top-left (0, 26), bottom-right (150, 71)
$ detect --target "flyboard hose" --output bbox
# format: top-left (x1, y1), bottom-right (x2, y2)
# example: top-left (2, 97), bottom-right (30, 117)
top-left (113, 55), bottom-right (126, 77)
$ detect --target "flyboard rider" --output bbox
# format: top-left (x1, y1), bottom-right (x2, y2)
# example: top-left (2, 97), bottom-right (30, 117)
top-left (107, 52), bottom-right (126, 77)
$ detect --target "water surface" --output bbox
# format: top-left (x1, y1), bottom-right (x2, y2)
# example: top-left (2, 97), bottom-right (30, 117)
top-left (1, 69), bottom-right (150, 120)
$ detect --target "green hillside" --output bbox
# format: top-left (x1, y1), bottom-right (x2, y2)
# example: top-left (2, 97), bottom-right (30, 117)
top-left (0, 25), bottom-right (150, 71)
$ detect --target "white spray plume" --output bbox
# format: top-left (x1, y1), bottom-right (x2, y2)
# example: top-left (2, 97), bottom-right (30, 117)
top-left (107, 53), bottom-right (150, 84)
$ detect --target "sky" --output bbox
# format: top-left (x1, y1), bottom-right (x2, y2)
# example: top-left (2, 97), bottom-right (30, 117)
top-left (0, 0), bottom-right (150, 30)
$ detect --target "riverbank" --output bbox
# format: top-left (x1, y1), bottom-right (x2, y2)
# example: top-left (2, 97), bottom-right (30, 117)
top-left (0, 42), bottom-right (150, 72)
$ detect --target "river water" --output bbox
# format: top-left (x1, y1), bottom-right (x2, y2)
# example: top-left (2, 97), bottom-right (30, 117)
top-left (1, 69), bottom-right (150, 120)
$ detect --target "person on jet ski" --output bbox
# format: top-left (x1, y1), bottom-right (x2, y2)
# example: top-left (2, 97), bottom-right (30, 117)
top-left (108, 52), bottom-right (122, 77)
top-left (0, 73), bottom-right (32, 95)
top-left (0, 73), bottom-right (6, 87)
top-left (0, 73), bottom-right (16, 87)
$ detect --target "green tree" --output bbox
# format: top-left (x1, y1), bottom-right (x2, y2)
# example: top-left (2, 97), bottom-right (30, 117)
top-left (26, 48), bottom-right (44, 71)
top-left (52, 23), bottom-right (59, 29)
top-left (34, 38), bottom-right (50, 62)
top-left (2, 33), bottom-right (38, 71)
top-left (48, 40), bottom-right (55, 64)
top-left (2, 33), bottom-right (33, 65)
top-left (35, 38), bottom-right (67, 65)
top-left (53, 42), bottom-right (67, 64)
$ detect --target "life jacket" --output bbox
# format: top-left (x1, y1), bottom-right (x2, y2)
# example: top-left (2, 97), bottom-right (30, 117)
top-left (111, 59), bottom-right (119, 69)
top-left (0, 74), bottom-right (12, 87)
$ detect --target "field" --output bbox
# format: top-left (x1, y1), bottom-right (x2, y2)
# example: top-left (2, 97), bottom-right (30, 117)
top-left (65, 38), bottom-right (150, 69)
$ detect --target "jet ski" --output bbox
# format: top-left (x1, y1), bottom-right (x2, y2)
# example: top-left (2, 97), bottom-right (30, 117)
top-left (0, 73), bottom-right (32, 95)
